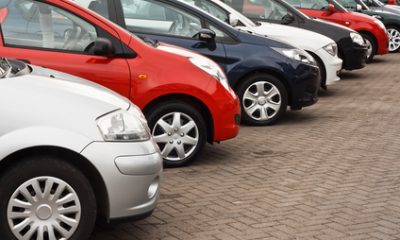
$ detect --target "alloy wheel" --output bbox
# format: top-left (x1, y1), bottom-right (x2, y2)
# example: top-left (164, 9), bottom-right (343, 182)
top-left (242, 81), bottom-right (281, 121)
top-left (7, 176), bottom-right (81, 240)
top-left (388, 28), bottom-right (400, 52)
top-left (152, 112), bottom-right (199, 161)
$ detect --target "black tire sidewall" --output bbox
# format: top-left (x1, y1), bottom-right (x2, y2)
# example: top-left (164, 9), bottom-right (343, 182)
top-left (146, 101), bottom-right (207, 167)
top-left (0, 157), bottom-right (96, 240)
top-left (237, 74), bottom-right (288, 126)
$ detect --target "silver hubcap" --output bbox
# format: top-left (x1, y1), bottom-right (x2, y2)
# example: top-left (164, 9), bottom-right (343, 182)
top-left (365, 38), bottom-right (373, 59)
top-left (388, 28), bottom-right (400, 52)
top-left (242, 81), bottom-right (281, 121)
top-left (152, 112), bottom-right (199, 161)
top-left (7, 177), bottom-right (81, 240)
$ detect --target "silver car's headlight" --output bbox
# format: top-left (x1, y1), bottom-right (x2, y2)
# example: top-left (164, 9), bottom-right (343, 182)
top-left (350, 32), bottom-right (365, 46)
top-left (97, 107), bottom-right (150, 142)
top-left (323, 43), bottom-right (338, 56)
top-left (273, 48), bottom-right (317, 65)
top-left (189, 57), bottom-right (230, 91)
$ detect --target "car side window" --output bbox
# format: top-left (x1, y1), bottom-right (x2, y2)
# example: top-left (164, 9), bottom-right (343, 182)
top-left (294, 0), bottom-right (330, 10)
top-left (2, 0), bottom-right (98, 52)
top-left (72, 0), bottom-right (110, 19)
top-left (336, 0), bottom-right (358, 9)
top-left (181, 0), bottom-right (230, 23)
top-left (120, 0), bottom-right (202, 38)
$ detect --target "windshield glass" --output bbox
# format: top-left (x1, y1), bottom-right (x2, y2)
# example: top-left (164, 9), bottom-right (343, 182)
top-left (0, 58), bottom-right (31, 78)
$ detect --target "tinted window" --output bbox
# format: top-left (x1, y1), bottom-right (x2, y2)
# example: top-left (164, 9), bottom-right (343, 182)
top-left (120, 0), bottom-right (202, 38)
top-left (2, 0), bottom-right (97, 52)
top-left (336, 0), bottom-right (357, 9)
top-left (291, 0), bottom-right (330, 10)
top-left (225, 0), bottom-right (288, 20)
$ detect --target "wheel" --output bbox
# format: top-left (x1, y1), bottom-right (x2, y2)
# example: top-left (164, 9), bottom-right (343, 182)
top-left (146, 101), bottom-right (207, 167)
top-left (0, 156), bottom-right (96, 240)
top-left (237, 73), bottom-right (288, 125)
top-left (360, 33), bottom-right (377, 62)
top-left (387, 26), bottom-right (400, 52)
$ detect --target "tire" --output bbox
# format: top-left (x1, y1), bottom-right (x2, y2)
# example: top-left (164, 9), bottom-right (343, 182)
top-left (387, 26), bottom-right (400, 53)
top-left (361, 33), bottom-right (377, 62)
top-left (0, 156), bottom-right (96, 240)
top-left (236, 73), bottom-right (288, 126)
top-left (146, 101), bottom-right (207, 167)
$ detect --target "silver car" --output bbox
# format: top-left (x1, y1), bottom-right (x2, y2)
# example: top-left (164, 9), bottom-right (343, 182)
top-left (0, 58), bottom-right (162, 240)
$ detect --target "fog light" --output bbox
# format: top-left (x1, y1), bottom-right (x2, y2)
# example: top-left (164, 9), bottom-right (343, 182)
top-left (148, 177), bottom-right (159, 199)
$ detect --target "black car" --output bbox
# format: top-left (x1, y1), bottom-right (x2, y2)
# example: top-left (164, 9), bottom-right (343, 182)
top-left (225, 0), bottom-right (368, 70)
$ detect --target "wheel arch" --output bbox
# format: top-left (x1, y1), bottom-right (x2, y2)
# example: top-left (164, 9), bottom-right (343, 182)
top-left (142, 94), bottom-right (214, 143)
top-left (0, 146), bottom-right (110, 222)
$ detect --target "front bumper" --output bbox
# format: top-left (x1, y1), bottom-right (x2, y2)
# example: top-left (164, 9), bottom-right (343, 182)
top-left (315, 48), bottom-right (342, 86)
top-left (289, 63), bottom-right (320, 110)
top-left (376, 29), bottom-right (390, 55)
top-left (210, 85), bottom-right (241, 142)
top-left (340, 42), bottom-right (367, 70)
top-left (81, 140), bottom-right (162, 221)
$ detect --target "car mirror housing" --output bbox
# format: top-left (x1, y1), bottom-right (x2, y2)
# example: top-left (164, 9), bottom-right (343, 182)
top-left (328, 4), bottom-right (336, 13)
top-left (229, 14), bottom-right (240, 27)
top-left (281, 13), bottom-right (295, 25)
top-left (93, 38), bottom-right (115, 57)
top-left (196, 29), bottom-right (216, 42)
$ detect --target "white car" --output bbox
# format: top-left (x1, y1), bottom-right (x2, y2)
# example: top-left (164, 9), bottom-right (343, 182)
top-left (0, 58), bottom-right (162, 240)
top-left (181, 0), bottom-right (343, 87)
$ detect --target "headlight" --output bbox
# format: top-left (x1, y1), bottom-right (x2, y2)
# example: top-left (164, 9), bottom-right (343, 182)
top-left (273, 47), bottom-right (317, 65)
top-left (97, 107), bottom-right (150, 142)
top-left (350, 32), bottom-right (365, 46)
top-left (323, 43), bottom-right (338, 56)
top-left (189, 57), bottom-right (230, 91)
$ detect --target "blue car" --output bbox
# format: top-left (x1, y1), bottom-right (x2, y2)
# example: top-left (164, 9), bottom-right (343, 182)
top-left (76, 0), bottom-right (320, 125)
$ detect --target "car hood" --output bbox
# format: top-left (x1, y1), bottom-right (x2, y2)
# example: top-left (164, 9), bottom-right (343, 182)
top-left (239, 22), bottom-right (334, 51)
top-left (28, 64), bottom-right (130, 111)
top-left (313, 18), bottom-right (356, 32)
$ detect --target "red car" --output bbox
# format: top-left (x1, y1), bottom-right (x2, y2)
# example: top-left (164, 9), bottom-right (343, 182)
top-left (0, 0), bottom-right (240, 167)
top-left (291, 0), bottom-right (389, 60)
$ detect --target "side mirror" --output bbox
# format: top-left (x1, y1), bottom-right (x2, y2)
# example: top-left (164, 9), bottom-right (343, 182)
top-left (229, 14), bottom-right (240, 27)
top-left (328, 4), bottom-right (335, 13)
top-left (281, 13), bottom-right (295, 24)
top-left (197, 29), bottom-right (216, 42)
top-left (356, 4), bottom-right (362, 11)
top-left (93, 38), bottom-right (115, 57)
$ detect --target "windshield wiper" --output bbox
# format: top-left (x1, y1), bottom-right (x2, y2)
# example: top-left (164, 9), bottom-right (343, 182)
top-left (139, 36), bottom-right (160, 47)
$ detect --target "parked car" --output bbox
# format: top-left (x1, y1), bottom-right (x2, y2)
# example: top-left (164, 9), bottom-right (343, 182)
top-left (284, 0), bottom-right (389, 60)
top-left (0, 0), bottom-right (241, 167)
top-left (357, 0), bottom-right (400, 52)
top-left (223, 0), bottom-right (368, 70)
top-left (181, 0), bottom-right (342, 88)
top-left (380, 0), bottom-right (399, 5)
top-left (74, 0), bottom-right (320, 126)
top-left (0, 58), bottom-right (162, 240)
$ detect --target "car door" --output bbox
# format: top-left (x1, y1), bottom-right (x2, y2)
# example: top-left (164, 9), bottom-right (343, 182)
top-left (107, 0), bottom-right (227, 67)
top-left (0, 0), bottom-right (131, 97)
top-left (295, 0), bottom-right (345, 25)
